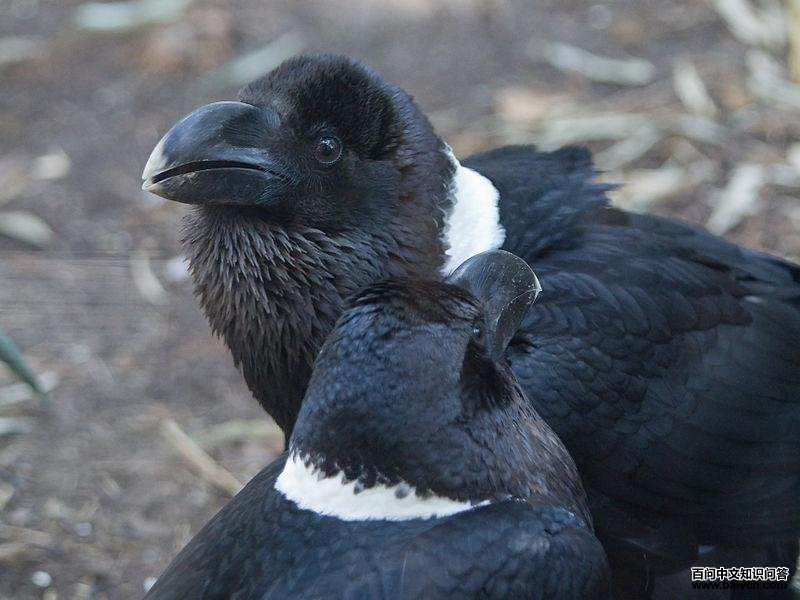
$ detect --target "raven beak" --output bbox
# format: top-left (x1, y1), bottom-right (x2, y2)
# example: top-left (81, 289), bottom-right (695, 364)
top-left (142, 101), bottom-right (288, 206)
top-left (447, 250), bottom-right (541, 360)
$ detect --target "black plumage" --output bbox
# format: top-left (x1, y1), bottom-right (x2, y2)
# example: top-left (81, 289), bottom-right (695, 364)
top-left (162, 58), bottom-right (452, 434)
top-left (469, 144), bottom-right (800, 544)
top-left (147, 462), bottom-right (608, 600)
top-left (466, 145), bottom-right (800, 594)
top-left (142, 54), bottom-right (800, 595)
top-left (145, 261), bottom-right (611, 600)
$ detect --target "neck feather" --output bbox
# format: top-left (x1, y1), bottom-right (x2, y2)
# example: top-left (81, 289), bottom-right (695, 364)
top-left (440, 151), bottom-right (505, 275)
top-left (182, 205), bottom-right (443, 436)
top-left (182, 207), bottom-right (390, 434)
top-left (275, 452), bottom-right (487, 521)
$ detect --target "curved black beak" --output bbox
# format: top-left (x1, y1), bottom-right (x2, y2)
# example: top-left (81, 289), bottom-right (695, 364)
top-left (447, 250), bottom-right (541, 360)
top-left (142, 101), bottom-right (288, 206)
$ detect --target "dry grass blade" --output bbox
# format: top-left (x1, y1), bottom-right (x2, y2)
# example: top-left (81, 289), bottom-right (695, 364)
top-left (543, 43), bottom-right (655, 86)
top-left (493, 87), bottom-right (573, 124)
top-left (0, 36), bottom-right (44, 67)
top-left (532, 111), bottom-right (727, 155)
top-left (608, 159), bottom-right (715, 212)
top-left (667, 114), bottom-right (729, 146)
top-left (0, 211), bottom-right (53, 248)
top-left (713, 0), bottom-right (786, 49)
top-left (31, 150), bottom-right (71, 181)
top-left (130, 249), bottom-right (168, 305)
top-left (200, 31), bottom-right (305, 91)
top-left (790, 143), bottom-right (800, 167)
top-left (199, 419), bottom-right (284, 449)
top-left (707, 163), bottom-right (765, 234)
top-left (0, 542), bottom-right (32, 563)
top-left (0, 372), bottom-right (59, 408)
top-left (74, 0), bottom-right (194, 32)
top-left (594, 126), bottom-right (662, 171)
top-left (789, 0), bottom-right (800, 82)
top-left (535, 113), bottom-right (651, 148)
top-left (0, 156), bottom-right (28, 206)
top-left (766, 163), bottom-right (800, 187)
top-left (747, 50), bottom-right (800, 108)
top-left (608, 164), bottom-right (690, 212)
top-left (672, 58), bottom-right (719, 117)
top-left (160, 417), bottom-right (243, 496)
top-left (0, 524), bottom-right (55, 549)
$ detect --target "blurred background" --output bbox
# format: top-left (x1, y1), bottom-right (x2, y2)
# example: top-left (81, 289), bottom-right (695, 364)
top-left (1, 0), bottom-right (799, 597)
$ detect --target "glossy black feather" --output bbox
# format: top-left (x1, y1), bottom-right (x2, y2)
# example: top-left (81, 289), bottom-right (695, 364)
top-left (155, 55), bottom-right (800, 596)
top-left (146, 278), bottom-right (611, 600)
top-left (145, 456), bottom-right (610, 600)
top-left (182, 56), bottom-right (452, 435)
top-left (466, 144), bottom-right (800, 570)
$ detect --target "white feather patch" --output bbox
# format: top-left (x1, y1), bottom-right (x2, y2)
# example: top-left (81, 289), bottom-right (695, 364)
top-left (440, 153), bottom-right (506, 275)
top-left (275, 453), bottom-right (485, 521)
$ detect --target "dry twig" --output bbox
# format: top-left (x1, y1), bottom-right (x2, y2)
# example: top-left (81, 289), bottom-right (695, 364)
top-left (74, 0), bottom-right (194, 32)
top-left (542, 43), bottom-right (655, 86)
top-left (160, 417), bottom-right (243, 496)
top-left (672, 58), bottom-right (719, 117)
top-left (707, 164), bottom-right (765, 234)
top-left (199, 419), bottom-right (283, 449)
top-left (200, 31), bottom-right (305, 91)
top-left (748, 50), bottom-right (800, 108)
top-left (130, 249), bottom-right (169, 305)
top-left (713, 0), bottom-right (786, 49)
top-left (0, 211), bottom-right (53, 248)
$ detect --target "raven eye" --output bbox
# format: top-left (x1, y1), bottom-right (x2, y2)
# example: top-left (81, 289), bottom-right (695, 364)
top-left (314, 136), bottom-right (342, 164)
top-left (472, 323), bottom-right (485, 344)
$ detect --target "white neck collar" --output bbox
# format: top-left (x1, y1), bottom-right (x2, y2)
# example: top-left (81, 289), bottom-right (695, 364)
top-left (440, 150), bottom-right (506, 275)
top-left (275, 453), bottom-right (486, 521)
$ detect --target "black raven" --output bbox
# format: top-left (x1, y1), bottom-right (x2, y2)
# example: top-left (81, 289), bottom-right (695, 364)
top-left (145, 251), bottom-right (611, 600)
top-left (142, 55), bottom-right (800, 596)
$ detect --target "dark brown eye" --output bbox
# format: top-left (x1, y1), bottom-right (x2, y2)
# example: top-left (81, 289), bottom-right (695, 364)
top-left (472, 322), bottom-right (485, 344)
top-left (314, 136), bottom-right (342, 164)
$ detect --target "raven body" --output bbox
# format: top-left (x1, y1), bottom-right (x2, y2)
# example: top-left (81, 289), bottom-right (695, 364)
top-left (146, 458), bottom-right (609, 600)
top-left (146, 256), bottom-right (611, 600)
top-left (469, 144), bottom-right (800, 541)
top-left (143, 55), bottom-right (800, 595)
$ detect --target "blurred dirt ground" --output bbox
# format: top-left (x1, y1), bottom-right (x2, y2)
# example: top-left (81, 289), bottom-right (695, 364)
top-left (1, 0), bottom-right (799, 598)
